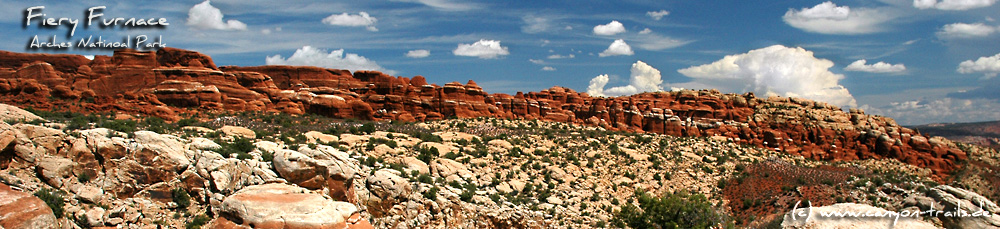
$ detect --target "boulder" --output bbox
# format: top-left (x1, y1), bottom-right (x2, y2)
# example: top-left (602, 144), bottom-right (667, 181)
top-left (0, 183), bottom-right (58, 228)
top-left (431, 158), bottom-right (473, 180)
top-left (304, 131), bottom-right (339, 144)
top-left (219, 126), bottom-right (256, 139)
top-left (217, 183), bottom-right (361, 228)
top-left (273, 145), bottom-right (360, 203)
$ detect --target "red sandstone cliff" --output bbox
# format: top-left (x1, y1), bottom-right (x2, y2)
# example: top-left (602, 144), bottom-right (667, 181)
top-left (0, 48), bottom-right (967, 179)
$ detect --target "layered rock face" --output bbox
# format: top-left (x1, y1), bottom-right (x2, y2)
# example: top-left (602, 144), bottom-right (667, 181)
top-left (0, 48), bottom-right (966, 178)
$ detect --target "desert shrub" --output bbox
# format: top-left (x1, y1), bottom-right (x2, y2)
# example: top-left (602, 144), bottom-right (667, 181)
top-left (98, 119), bottom-right (138, 133)
top-left (215, 137), bottom-right (256, 159)
top-left (424, 186), bottom-right (440, 200)
top-left (612, 190), bottom-right (728, 229)
top-left (34, 188), bottom-right (65, 218)
top-left (418, 174), bottom-right (433, 184)
top-left (417, 146), bottom-right (439, 164)
top-left (172, 188), bottom-right (191, 209)
top-left (185, 214), bottom-right (211, 229)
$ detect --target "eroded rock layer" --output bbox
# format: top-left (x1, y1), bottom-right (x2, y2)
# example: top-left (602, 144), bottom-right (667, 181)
top-left (0, 48), bottom-right (966, 179)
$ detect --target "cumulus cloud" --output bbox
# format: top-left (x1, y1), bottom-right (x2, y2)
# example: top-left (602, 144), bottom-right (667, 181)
top-left (782, 2), bottom-right (894, 35)
top-left (186, 0), bottom-right (247, 31)
top-left (677, 45), bottom-right (857, 108)
top-left (587, 61), bottom-right (663, 97)
top-left (863, 98), bottom-right (1000, 125)
top-left (453, 40), bottom-right (509, 59)
top-left (266, 46), bottom-right (394, 75)
top-left (647, 10), bottom-right (670, 20)
top-left (844, 59), bottom-right (907, 73)
top-left (322, 12), bottom-right (378, 31)
top-left (547, 54), bottom-right (575, 59)
top-left (405, 49), bottom-right (430, 58)
top-left (542, 66), bottom-right (556, 71)
top-left (593, 21), bottom-right (626, 35)
top-left (639, 28), bottom-right (653, 34)
top-left (913, 0), bottom-right (997, 10)
top-left (599, 39), bottom-right (634, 57)
top-left (529, 59), bottom-right (545, 64)
top-left (937, 23), bottom-right (997, 39)
top-left (957, 53), bottom-right (1000, 78)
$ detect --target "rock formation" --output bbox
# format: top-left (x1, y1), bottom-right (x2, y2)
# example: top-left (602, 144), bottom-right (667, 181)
top-left (0, 48), bottom-right (967, 179)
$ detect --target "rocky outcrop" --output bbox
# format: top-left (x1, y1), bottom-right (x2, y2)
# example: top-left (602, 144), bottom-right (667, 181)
top-left (0, 48), bottom-right (968, 178)
top-left (0, 183), bottom-right (58, 229)
top-left (904, 185), bottom-right (1000, 228)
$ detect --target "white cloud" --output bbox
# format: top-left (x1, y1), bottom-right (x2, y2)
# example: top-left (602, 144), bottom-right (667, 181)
top-left (522, 16), bottom-right (553, 34)
top-left (635, 34), bottom-right (691, 51)
top-left (453, 40), bottom-right (510, 59)
top-left (266, 46), bottom-right (394, 75)
top-left (186, 0), bottom-right (247, 31)
top-left (647, 10), bottom-right (670, 20)
top-left (547, 54), bottom-right (575, 59)
top-left (322, 12), bottom-right (378, 31)
top-left (405, 49), bottom-right (430, 58)
top-left (542, 66), bottom-right (556, 71)
top-left (639, 28), bottom-right (653, 34)
top-left (593, 21), bottom-right (626, 36)
top-left (782, 2), bottom-right (894, 35)
top-left (529, 59), bottom-right (545, 64)
top-left (393, 0), bottom-right (479, 11)
top-left (863, 98), bottom-right (1000, 125)
top-left (599, 39), bottom-right (634, 57)
top-left (844, 59), bottom-right (907, 73)
top-left (913, 0), bottom-right (997, 10)
top-left (937, 23), bottom-right (997, 39)
top-left (957, 53), bottom-right (1000, 78)
top-left (587, 74), bottom-right (610, 96)
top-left (677, 45), bottom-right (857, 108)
top-left (587, 61), bottom-right (663, 97)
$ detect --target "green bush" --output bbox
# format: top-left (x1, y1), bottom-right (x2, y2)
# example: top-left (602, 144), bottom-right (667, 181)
top-left (417, 146), bottom-right (438, 164)
top-left (424, 186), bottom-right (440, 200)
top-left (215, 137), bottom-right (256, 159)
top-left (34, 188), bottom-right (65, 218)
top-left (612, 190), bottom-right (729, 229)
top-left (172, 188), bottom-right (191, 209)
top-left (185, 214), bottom-right (211, 229)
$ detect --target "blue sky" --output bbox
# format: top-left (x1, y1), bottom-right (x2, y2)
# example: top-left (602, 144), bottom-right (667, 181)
top-left (3, 0), bottom-right (1000, 125)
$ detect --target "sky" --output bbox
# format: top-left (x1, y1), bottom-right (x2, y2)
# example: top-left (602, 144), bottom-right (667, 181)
top-left (2, 0), bottom-right (1000, 125)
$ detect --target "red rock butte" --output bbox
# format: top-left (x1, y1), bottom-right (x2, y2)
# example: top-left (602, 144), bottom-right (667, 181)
top-left (0, 48), bottom-right (967, 180)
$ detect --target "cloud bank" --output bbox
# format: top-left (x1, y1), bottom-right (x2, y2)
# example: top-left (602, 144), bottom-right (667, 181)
top-left (677, 45), bottom-right (857, 108)
top-left (266, 46), bottom-right (394, 75)
top-left (913, 0), bottom-right (997, 10)
top-left (844, 59), bottom-right (907, 73)
top-left (587, 61), bottom-right (663, 97)
top-left (782, 1), bottom-right (894, 35)
top-left (186, 0), bottom-right (247, 31)
top-left (937, 23), bottom-right (997, 39)
top-left (957, 52), bottom-right (1000, 78)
